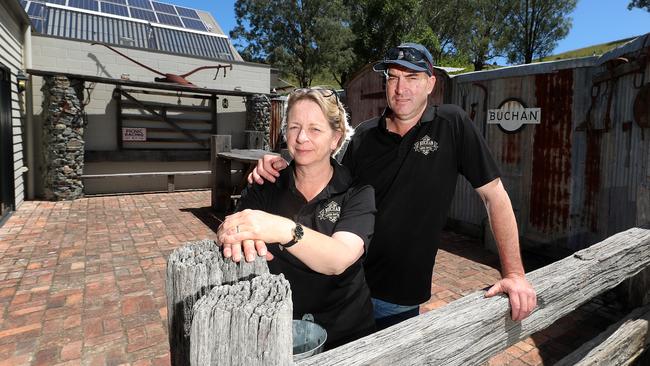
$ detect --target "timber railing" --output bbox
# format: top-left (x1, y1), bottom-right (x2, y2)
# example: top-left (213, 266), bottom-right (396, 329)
top-left (295, 227), bottom-right (650, 366)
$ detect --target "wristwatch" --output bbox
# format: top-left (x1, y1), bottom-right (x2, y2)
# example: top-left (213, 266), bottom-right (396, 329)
top-left (283, 222), bottom-right (304, 248)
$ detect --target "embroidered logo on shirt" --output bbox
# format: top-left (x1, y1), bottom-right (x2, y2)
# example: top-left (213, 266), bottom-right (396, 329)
top-left (413, 135), bottom-right (439, 155)
top-left (318, 201), bottom-right (341, 223)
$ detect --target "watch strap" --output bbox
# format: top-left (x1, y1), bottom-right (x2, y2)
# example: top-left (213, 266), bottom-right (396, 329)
top-left (283, 222), bottom-right (304, 248)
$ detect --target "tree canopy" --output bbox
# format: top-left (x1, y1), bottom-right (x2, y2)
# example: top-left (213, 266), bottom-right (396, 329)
top-left (231, 0), bottom-right (579, 84)
top-left (628, 0), bottom-right (650, 11)
top-left (230, 0), bottom-right (354, 87)
top-left (505, 0), bottom-right (577, 64)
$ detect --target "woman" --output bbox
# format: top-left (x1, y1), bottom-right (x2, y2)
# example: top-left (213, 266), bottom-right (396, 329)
top-left (216, 88), bottom-right (376, 349)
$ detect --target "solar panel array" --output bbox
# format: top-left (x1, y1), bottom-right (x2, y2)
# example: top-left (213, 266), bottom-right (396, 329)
top-left (20, 0), bottom-right (235, 61)
top-left (25, 0), bottom-right (208, 32)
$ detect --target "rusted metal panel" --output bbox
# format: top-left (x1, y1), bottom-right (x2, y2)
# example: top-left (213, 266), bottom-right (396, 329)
top-left (447, 76), bottom-right (538, 234)
top-left (270, 96), bottom-right (286, 151)
top-left (447, 81), bottom-right (489, 228)
top-left (599, 60), bottom-right (650, 236)
top-left (345, 65), bottom-right (386, 127)
top-left (529, 69), bottom-right (574, 234)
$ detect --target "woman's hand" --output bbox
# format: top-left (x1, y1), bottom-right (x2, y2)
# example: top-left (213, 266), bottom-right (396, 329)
top-left (216, 209), bottom-right (293, 261)
top-left (220, 238), bottom-right (274, 263)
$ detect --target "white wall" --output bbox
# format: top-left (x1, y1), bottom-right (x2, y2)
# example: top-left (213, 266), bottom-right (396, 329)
top-left (0, 2), bottom-right (27, 208)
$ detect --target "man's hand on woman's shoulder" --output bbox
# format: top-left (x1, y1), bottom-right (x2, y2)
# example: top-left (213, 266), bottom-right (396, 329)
top-left (247, 155), bottom-right (289, 184)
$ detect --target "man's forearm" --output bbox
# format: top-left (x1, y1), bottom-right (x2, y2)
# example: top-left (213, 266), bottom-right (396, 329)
top-left (483, 182), bottom-right (525, 277)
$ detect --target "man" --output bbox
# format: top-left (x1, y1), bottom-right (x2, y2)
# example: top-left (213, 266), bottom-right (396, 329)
top-left (243, 43), bottom-right (536, 328)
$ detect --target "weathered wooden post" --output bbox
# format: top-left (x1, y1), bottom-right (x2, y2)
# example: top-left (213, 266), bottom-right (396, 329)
top-left (190, 274), bottom-right (293, 366)
top-left (166, 239), bottom-right (271, 366)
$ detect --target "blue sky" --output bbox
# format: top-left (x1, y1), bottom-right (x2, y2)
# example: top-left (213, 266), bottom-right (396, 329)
top-left (175, 0), bottom-right (648, 56)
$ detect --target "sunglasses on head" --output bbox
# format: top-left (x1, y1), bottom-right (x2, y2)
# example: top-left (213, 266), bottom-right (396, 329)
top-left (384, 47), bottom-right (432, 73)
top-left (292, 88), bottom-right (340, 104)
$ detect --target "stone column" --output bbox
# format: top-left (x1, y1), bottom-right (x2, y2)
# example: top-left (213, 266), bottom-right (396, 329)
top-left (41, 76), bottom-right (86, 200)
top-left (245, 94), bottom-right (271, 150)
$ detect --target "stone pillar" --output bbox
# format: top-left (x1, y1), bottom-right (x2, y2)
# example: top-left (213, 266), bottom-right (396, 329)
top-left (245, 94), bottom-right (271, 150)
top-left (41, 76), bottom-right (86, 200)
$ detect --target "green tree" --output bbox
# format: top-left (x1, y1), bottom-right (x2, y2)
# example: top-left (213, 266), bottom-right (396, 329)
top-left (628, 0), bottom-right (650, 11)
top-left (505, 0), bottom-right (577, 64)
top-left (345, 0), bottom-right (438, 71)
top-left (461, 0), bottom-right (515, 70)
top-left (420, 0), bottom-right (471, 64)
top-left (230, 0), bottom-right (355, 87)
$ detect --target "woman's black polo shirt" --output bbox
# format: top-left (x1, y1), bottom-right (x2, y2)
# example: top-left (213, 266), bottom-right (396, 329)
top-left (236, 159), bottom-right (376, 348)
top-left (342, 104), bottom-right (501, 305)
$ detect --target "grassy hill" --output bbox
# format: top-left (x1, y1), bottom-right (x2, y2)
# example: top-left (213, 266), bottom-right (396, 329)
top-left (537, 36), bottom-right (638, 62)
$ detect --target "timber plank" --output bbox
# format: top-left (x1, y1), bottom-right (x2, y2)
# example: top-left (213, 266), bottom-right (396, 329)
top-left (296, 227), bottom-right (650, 366)
top-left (555, 304), bottom-right (650, 366)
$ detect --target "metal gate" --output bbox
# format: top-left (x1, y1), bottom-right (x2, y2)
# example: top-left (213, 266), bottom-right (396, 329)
top-left (0, 64), bottom-right (15, 224)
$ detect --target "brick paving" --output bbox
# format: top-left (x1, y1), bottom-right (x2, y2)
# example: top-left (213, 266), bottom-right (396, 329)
top-left (0, 191), bottom-right (626, 365)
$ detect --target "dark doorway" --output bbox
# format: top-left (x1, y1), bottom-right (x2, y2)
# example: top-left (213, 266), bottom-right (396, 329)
top-left (0, 64), bottom-right (15, 224)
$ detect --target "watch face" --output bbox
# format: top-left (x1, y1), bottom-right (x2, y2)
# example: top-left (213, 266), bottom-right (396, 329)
top-left (295, 223), bottom-right (304, 240)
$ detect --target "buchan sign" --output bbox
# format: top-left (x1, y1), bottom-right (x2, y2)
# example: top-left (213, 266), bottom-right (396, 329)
top-left (487, 99), bottom-right (541, 133)
top-left (122, 127), bottom-right (146, 141)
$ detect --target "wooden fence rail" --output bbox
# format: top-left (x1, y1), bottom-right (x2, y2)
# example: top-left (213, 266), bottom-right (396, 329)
top-left (556, 303), bottom-right (650, 365)
top-left (296, 227), bottom-right (650, 366)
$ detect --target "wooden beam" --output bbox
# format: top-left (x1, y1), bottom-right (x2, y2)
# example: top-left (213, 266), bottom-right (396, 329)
top-left (555, 304), bottom-right (650, 366)
top-left (27, 68), bottom-right (259, 97)
top-left (117, 89), bottom-right (207, 147)
top-left (81, 171), bottom-right (211, 179)
top-left (296, 227), bottom-right (650, 366)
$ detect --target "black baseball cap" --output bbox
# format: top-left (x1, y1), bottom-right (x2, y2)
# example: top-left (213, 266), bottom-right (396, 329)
top-left (373, 43), bottom-right (435, 76)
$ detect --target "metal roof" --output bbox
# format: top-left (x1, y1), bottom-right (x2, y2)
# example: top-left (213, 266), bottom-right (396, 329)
top-left (451, 32), bottom-right (650, 83)
top-left (451, 56), bottom-right (599, 83)
top-left (22, 0), bottom-right (237, 61)
top-left (597, 33), bottom-right (650, 64)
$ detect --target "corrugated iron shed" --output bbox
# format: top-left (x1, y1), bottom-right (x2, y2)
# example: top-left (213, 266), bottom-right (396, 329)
top-left (446, 32), bottom-right (650, 254)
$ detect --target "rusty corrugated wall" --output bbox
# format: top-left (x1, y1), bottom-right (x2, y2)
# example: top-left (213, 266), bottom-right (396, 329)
top-left (446, 34), bottom-right (650, 252)
top-left (529, 69), bottom-right (574, 234)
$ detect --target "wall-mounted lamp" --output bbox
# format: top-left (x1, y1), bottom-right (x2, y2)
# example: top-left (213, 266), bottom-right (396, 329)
top-left (16, 70), bottom-right (28, 93)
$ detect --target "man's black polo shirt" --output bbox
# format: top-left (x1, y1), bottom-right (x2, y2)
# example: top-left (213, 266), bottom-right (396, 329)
top-left (342, 104), bottom-right (500, 305)
top-left (236, 159), bottom-right (376, 347)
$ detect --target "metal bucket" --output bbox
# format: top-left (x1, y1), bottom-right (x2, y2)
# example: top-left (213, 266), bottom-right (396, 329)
top-left (292, 314), bottom-right (327, 361)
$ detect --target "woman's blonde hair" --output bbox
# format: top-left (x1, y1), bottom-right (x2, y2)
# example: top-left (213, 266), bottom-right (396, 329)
top-left (282, 88), bottom-right (353, 155)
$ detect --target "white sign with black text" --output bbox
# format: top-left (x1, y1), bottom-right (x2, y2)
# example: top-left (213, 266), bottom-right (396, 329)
top-left (122, 127), bottom-right (147, 141)
top-left (487, 100), bottom-right (541, 132)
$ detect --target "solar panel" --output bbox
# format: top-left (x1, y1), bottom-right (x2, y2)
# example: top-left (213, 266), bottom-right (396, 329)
top-left (101, 2), bottom-right (128, 16)
top-left (20, 0), bottom-right (28, 8)
top-left (152, 1), bottom-right (175, 14)
top-left (175, 6), bottom-right (199, 19)
top-left (103, 0), bottom-right (127, 4)
top-left (157, 13), bottom-right (182, 27)
top-left (181, 18), bottom-right (206, 32)
top-left (27, 2), bottom-right (45, 16)
top-left (68, 0), bottom-right (99, 11)
top-left (130, 7), bottom-right (156, 22)
top-left (44, 0), bottom-right (67, 4)
top-left (127, 0), bottom-right (151, 10)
